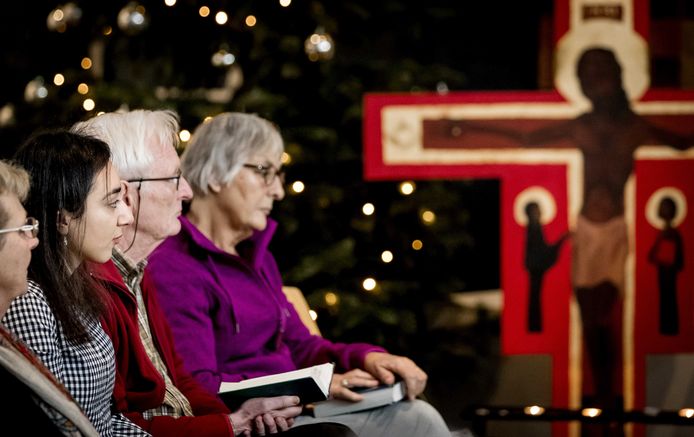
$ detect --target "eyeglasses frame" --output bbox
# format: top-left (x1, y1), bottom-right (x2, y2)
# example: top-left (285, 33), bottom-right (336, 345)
top-left (0, 217), bottom-right (39, 239)
top-left (242, 163), bottom-right (286, 186)
top-left (127, 171), bottom-right (182, 191)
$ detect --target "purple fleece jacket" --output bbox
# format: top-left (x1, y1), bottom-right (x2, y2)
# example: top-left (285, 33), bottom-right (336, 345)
top-left (147, 216), bottom-right (385, 395)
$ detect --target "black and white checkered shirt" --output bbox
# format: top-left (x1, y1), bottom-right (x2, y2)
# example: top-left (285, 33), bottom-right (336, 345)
top-left (2, 280), bottom-right (149, 436)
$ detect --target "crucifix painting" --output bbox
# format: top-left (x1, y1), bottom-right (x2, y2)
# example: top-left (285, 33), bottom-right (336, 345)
top-left (363, 0), bottom-right (694, 436)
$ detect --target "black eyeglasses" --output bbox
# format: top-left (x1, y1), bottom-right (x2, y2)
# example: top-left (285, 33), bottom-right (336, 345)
top-left (0, 217), bottom-right (39, 239)
top-left (127, 171), bottom-right (182, 191)
top-left (242, 163), bottom-right (285, 186)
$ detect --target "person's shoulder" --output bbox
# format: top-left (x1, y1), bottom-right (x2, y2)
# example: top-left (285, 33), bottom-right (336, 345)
top-left (3, 280), bottom-right (57, 333)
top-left (12, 280), bottom-right (50, 310)
top-left (149, 231), bottom-right (204, 270)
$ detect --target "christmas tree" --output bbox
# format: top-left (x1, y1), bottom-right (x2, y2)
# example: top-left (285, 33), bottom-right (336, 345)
top-left (5, 0), bottom-right (645, 428)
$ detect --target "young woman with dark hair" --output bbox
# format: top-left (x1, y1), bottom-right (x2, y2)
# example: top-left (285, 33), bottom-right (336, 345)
top-left (3, 130), bottom-right (147, 436)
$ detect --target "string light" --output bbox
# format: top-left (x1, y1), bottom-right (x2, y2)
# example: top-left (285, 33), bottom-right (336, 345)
top-left (53, 74), bottom-right (65, 86)
top-left (362, 203), bottom-right (375, 216)
top-left (279, 0), bottom-right (291, 6)
top-left (324, 291), bottom-right (338, 306)
top-left (411, 240), bottom-right (423, 250)
top-left (291, 181), bottom-right (305, 193)
top-left (308, 309), bottom-right (318, 321)
top-left (679, 409), bottom-right (694, 418)
top-left (82, 99), bottom-right (95, 111)
top-left (179, 129), bottom-right (191, 142)
top-left (281, 152), bottom-right (291, 165)
top-left (245, 15), bottom-right (257, 27)
top-left (77, 83), bottom-right (89, 95)
top-left (399, 181), bottom-right (415, 195)
top-left (581, 408), bottom-right (602, 418)
top-left (199, 6), bottom-right (210, 17)
top-left (381, 250), bottom-right (393, 263)
top-left (164, 0), bottom-right (176, 6)
top-left (362, 278), bottom-right (377, 291)
top-left (215, 11), bottom-right (228, 25)
top-left (421, 210), bottom-right (436, 224)
top-left (81, 57), bottom-right (92, 70)
top-left (523, 406), bottom-right (545, 416)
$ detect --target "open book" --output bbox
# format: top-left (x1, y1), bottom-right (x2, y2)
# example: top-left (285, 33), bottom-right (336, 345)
top-left (307, 381), bottom-right (407, 417)
top-left (218, 362), bottom-right (334, 409)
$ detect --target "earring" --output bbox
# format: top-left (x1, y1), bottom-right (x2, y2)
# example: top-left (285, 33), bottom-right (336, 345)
top-left (63, 236), bottom-right (68, 247)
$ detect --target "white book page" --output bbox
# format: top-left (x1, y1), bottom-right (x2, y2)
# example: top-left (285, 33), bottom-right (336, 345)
top-left (219, 362), bottom-right (334, 393)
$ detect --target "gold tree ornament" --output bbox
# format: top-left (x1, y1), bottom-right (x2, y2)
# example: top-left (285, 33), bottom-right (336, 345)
top-left (47, 3), bottom-right (82, 32)
top-left (304, 27), bottom-right (335, 62)
top-left (118, 2), bottom-right (149, 35)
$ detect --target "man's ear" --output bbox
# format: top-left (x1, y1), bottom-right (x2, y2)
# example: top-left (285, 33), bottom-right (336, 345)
top-left (122, 181), bottom-right (135, 207)
top-left (56, 210), bottom-right (71, 236)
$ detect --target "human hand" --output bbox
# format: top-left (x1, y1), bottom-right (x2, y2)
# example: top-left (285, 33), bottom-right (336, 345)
top-left (229, 396), bottom-right (301, 436)
top-left (363, 352), bottom-right (427, 400)
top-left (329, 369), bottom-right (380, 401)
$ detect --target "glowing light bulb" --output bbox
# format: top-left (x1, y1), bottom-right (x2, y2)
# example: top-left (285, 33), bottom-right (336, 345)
top-left (523, 406), bottom-right (545, 416)
top-left (399, 181), bottom-right (415, 195)
top-left (291, 181), bottom-right (305, 193)
top-left (581, 408), bottom-right (602, 418)
top-left (421, 210), bottom-right (436, 224)
top-left (215, 11), bottom-right (228, 25)
top-left (82, 99), bottom-right (95, 111)
top-left (324, 292), bottom-right (338, 306)
top-left (179, 130), bottom-right (191, 142)
top-left (362, 278), bottom-right (376, 291)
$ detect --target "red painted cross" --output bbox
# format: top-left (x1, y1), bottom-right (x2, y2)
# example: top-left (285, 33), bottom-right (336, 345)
top-left (364, 1), bottom-right (694, 436)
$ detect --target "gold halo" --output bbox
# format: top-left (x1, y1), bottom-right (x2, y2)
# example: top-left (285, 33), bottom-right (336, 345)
top-left (554, 24), bottom-right (649, 110)
top-left (514, 186), bottom-right (557, 227)
top-left (645, 187), bottom-right (687, 230)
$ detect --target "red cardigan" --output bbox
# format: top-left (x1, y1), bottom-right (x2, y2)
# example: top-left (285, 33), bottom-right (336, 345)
top-left (92, 260), bottom-right (234, 437)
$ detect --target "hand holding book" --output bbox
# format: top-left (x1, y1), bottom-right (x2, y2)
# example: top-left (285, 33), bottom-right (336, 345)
top-left (229, 395), bottom-right (302, 435)
top-left (310, 368), bottom-right (408, 418)
top-left (308, 382), bottom-right (408, 418)
top-left (362, 351), bottom-right (428, 400)
top-left (218, 362), bottom-right (334, 409)
top-left (330, 369), bottom-right (380, 401)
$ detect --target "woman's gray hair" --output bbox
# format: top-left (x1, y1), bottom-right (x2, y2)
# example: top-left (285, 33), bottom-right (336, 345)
top-left (72, 109), bottom-right (180, 180)
top-left (182, 112), bottom-right (284, 196)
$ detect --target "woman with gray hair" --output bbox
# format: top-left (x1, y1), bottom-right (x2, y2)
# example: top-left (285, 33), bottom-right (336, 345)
top-left (147, 112), bottom-right (451, 436)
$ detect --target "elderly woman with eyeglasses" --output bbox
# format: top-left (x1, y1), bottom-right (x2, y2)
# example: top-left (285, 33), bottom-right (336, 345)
top-left (146, 112), bottom-right (450, 436)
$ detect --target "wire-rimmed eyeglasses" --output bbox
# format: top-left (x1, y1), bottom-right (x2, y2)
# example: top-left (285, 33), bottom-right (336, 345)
top-left (0, 217), bottom-right (39, 239)
top-left (122, 171), bottom-right (182, 253)
top-left (243, 163), bottom-right (285, 186)
top-left (127, 171), bottom-right (182, 191)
